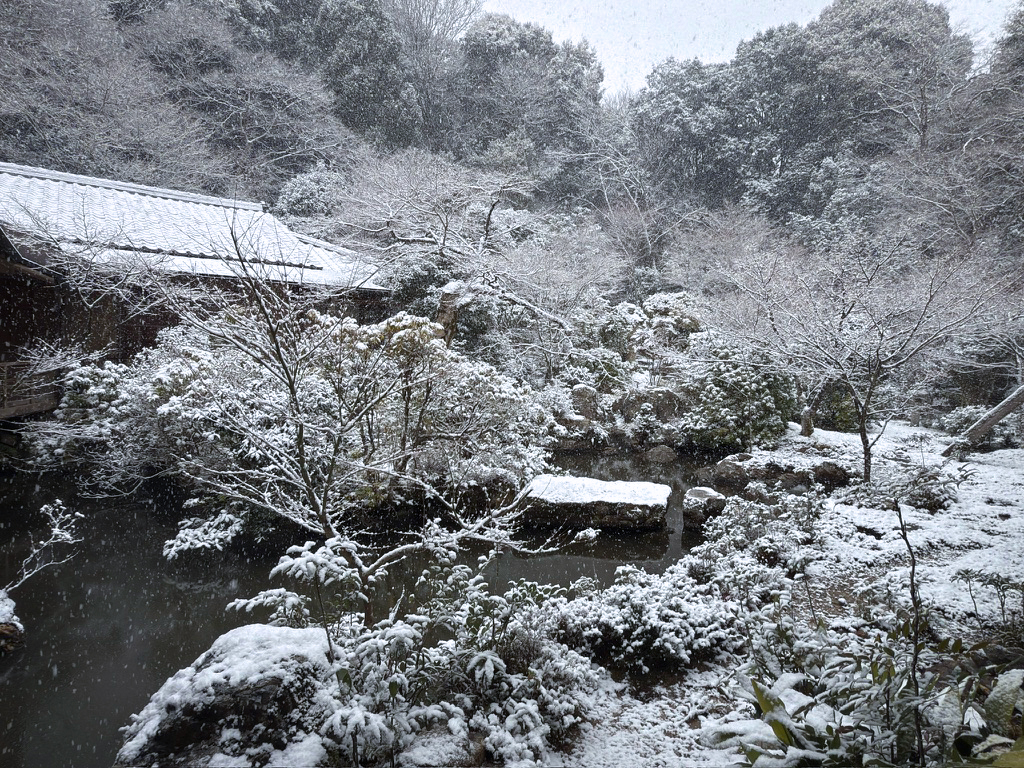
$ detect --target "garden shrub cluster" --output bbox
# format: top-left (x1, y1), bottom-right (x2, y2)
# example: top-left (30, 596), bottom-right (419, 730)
top-left (212, 491), bottom-right (837, 763)
top-left (708, 585), bottom-right (1024, 767)
top-left (234, 553), bottom-right (601, 766)
top-left (532, 494), bottom-right (822, 676)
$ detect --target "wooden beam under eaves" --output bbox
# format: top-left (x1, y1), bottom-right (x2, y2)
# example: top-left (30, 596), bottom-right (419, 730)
top-left (0, 225), bottom-right (54, 284)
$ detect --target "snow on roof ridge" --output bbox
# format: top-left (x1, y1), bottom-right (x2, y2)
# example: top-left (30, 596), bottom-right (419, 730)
top-left (0, 162), bottom-right (264, 212)
top-left (293, 231), bottom-right (360, 255)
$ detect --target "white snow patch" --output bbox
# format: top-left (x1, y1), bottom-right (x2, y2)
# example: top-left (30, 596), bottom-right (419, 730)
top-left (0, 589), bottom-right (21, 630)
top-left (526, 475), bottom-right (671, 507)
top-left (398, 726), bottom-right (475, 767)
top-left (561, 674), bottom-right (741, 768)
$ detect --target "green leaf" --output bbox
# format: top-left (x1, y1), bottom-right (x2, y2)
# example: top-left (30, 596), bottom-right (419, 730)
top-left (768, 717), bottom-right (795, 747)
top-left (985, 669), bottom-right (1024, 737)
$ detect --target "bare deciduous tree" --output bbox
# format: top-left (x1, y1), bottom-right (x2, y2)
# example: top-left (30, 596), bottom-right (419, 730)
top-left (717, 228), bottom-right (1011, 480)
top-left (28, 228), bottom-right (549, 625)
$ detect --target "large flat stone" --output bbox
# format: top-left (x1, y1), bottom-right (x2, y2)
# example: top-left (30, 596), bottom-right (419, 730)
top-left (523, 474), bottom-right (671, 530)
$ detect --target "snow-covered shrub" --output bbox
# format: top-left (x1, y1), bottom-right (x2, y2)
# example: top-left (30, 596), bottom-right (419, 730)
top-left (839, 462), bottom-right (970, 514)
top-left (594, 301), bottom-right (648, 363)
top-left (538, 562), bottom-right (749, 675)
top-left (676, 337), bottom-right (795, 452)
top-left (116, 625), bottom-right (340, 768)
top-left (709, 586), bottom-right (1015, 767)
top-left (641, 292), bottom-right (702, 342)
top-left (233, 555), bottom-right (603, 766)
top-left (527, 496), bottom-right (820, 677)
top-left (810, 379), bottom-right (861, 433)
top-left (954, 569), bottom-right (1024, 635)
top-left (621, 400), bottom-right (681, 449)
top-left (693, 494), bottom-right (821, 578)
top-left (898, 465), bottom-right (965, 514)
top-left (940, 405), bottom-right (986, 436)
top-left (941, 405), bottom-right (1017, 448)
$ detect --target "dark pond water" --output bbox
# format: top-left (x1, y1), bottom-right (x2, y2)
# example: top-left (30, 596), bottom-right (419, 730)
top-left (0, 454), bottom-right (699, 768)
top-left (0, 472), bottom-right (272, 768)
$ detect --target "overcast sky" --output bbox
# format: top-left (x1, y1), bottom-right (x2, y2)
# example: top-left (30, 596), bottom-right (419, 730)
top-left (481, 0), bottom-right (1019, 95)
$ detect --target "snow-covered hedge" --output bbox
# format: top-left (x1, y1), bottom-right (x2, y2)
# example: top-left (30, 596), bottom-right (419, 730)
top-left (539, 563), bottom-right (749, 674)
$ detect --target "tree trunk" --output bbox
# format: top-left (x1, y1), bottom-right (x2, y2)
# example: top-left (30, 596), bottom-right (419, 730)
top-left (434, 282), bottom-right (462, 346)
top-left (799, 383), bottom-right (832, 438)
top-left (800, 406), bottom-right (815, 437)
top-left (853, 387), bottom-right (872, 482)
top-left (942, 384), bottom-right (1024, 457)
top-left (860, 423), bottom-right (873, 482)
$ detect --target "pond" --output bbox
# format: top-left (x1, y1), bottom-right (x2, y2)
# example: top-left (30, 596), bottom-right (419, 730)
top-left (0, 453), bottom-right (701, 768)
top-left (0, 472), bottom-right (271, 768)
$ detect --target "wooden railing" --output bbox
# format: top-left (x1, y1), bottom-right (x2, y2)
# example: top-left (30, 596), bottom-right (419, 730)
top-left (0, 361), bottom-right (61, 419)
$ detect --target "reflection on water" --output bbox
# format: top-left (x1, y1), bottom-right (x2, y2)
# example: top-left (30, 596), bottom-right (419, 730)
top-left (0, 452), bottom-right (701, 768)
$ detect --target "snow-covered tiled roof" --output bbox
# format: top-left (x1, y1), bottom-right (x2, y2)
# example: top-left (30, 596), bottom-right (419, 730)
top-left (0, 162), bottom-right (384, 290)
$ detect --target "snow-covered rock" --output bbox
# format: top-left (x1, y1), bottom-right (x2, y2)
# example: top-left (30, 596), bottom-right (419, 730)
top-left (699, 451), bottom-right (851, 494)
top-left (0, 589), bottom-right (24, 652)
top-left (682, 487), bottom-right (727, 531)
top-left (524, 474), bottom-right (671, 530)
top-left (115, 624), bottom-right (337, 768)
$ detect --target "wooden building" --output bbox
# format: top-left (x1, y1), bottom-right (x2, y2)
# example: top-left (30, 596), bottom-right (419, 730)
top-left (0, 162), bottom-right (387, 419)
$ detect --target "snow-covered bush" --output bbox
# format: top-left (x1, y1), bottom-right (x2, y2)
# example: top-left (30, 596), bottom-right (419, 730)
top-left (226, 554), bottom-right (602, 766)
top-left (692, 494), bottom-right (821, 578)
top-left (839, 462), bottom-right (970, 514)
top-left (676, 337), bottom-right (795, 452)
top-left (940, 405), bottom-right (987, 436)
top-left (641, 292), bottom-right (702, 343)
top-left (941, 405), bottom-right (1017, 448)
top-left (537, 562), bottom-right (750, 675)
top-left (529, 495), bottom-right (821, 677)
top-left (116, 625), bottom-right (340, 768)
top-left (708, 586), bottom-right (1020, 767)
top-left (954, 569), bottom-right (1024, 635)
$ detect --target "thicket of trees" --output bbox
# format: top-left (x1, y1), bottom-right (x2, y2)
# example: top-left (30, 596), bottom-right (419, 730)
top-left (6, 0), bottom-right (1024, 471)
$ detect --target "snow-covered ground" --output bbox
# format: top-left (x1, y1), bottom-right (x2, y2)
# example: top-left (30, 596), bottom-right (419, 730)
top-left (556, 422), bottom-right (1024, 767)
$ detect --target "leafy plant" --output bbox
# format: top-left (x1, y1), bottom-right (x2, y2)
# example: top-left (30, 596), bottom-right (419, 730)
top-left (237, 551), bottom-right (601, 766)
